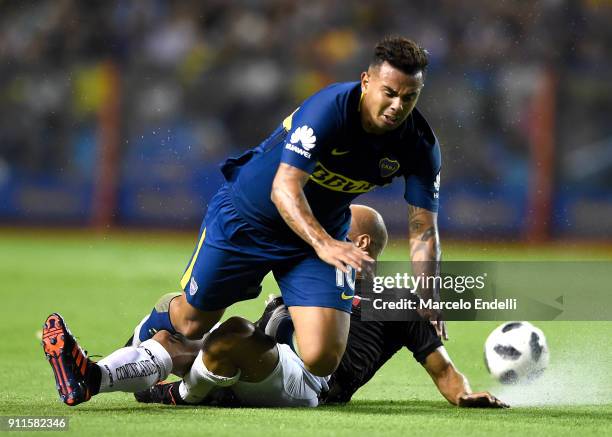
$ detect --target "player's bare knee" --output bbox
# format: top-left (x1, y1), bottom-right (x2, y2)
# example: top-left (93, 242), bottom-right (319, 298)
top-left (302, 355), bottom-right (341, 377)
top-left (203, 316), bottom-right (261, 371)
top-left (204, 317), bottom-right (254, 357)
top-left (216, 316), bottom-right (255, 338)
top-left (300, 346), bottom-right (343, 376)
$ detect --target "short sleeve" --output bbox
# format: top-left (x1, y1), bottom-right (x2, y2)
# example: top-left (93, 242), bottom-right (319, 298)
top-left (280, 91), bottom-right (342, 174)
top-left (403, 137), bottom-right (441, 212)
top-left (403, 322), bottom-right (444, 364)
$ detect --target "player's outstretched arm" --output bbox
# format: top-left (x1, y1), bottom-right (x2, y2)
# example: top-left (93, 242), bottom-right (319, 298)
top-left (271, 163), bottom-right (373, 273)
top-left (423, 347), bottom-right (509, 408)
top-left (407, 203), bottom-right (447, 339)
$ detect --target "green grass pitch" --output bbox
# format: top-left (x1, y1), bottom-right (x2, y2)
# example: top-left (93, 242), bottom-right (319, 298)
top-left (0, 230), bottom-right (610, 436)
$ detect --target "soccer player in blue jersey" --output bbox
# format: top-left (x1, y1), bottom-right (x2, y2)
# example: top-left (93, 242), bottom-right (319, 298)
top-left (42, 36), bottom-right (444, 406)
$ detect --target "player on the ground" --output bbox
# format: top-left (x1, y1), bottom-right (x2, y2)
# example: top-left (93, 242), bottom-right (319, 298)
top-left (131, 205), bottom-right (506, 408)
top-left (41, 206), bottom-right (502, 408)
top-left (43, 36), bottom-right (444, 406)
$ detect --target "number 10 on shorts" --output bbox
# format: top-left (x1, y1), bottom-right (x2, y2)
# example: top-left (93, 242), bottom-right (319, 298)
top-left (336, 266), bottom-right (356, 292)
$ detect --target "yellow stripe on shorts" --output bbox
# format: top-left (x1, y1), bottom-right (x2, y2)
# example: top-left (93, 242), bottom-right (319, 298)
top-left (180, 228), bottom-right (206, 289)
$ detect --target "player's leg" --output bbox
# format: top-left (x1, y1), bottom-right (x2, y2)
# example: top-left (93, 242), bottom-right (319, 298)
top-left (178, 316), bottom-right (278, 403)
top-left (229, 343), bottom-right (327, 407)
top-left (129, 222), bottom-right (225, 345)
top-left (134, 320), bottom-right (271, 380)
top-left (83, 245), bottom-right (263, 400)
top-left (127, 292), bottom-right (181, 347)
top-left (42, 288), bottom-right (247, 407)
top-left (130, 242), bottom-right (266, 345)
top-left (261, 301), bottom-right (351, 378)
top-left (149, 330), bottom-right (202, 377)
top-left (137, 316), bottom-right (279, 405)
top-left (274, 255), bottom-right (355, 376)
top-left (42, 313), bottom-right (174, 406)
top-left (131, 185), bottom-right (268, 344)
top-left (136, 317), bottom-right (327, 408)
top-left (167, 293), bottom-right (225, 339)
top-left (288, 307), bottom-right (349, 376)
top-left (54, 241), bottom-right (263, 404)
top-left (200, 316), bottom-right (278, 382)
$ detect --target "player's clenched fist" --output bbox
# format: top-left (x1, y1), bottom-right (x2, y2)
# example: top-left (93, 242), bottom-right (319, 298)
top-left (314, 238), bottom-right (374, 273)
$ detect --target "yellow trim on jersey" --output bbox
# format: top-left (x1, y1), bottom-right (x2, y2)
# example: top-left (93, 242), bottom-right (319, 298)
top-left (309, 162), bottom-right (376, 193)
top-left (180, 228), bottom-right (207, 289)
top-left (282, 107), bottom-right (299, 131)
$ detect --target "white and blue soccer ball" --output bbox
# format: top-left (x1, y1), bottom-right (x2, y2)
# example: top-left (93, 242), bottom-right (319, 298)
top-left (484, 321), bottom-right (549, 384)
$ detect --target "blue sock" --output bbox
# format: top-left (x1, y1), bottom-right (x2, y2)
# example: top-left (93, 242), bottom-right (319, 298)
top-left (137, 293), bottom-right (180, 342)
top-left (138, 308), bottom-right (176, 342)
top-left (274, 317), bottom-right (298, 355)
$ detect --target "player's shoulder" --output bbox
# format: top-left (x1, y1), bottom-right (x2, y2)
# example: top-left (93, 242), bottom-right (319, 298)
top-left (312, 81), bottom-right (360, 100)
top-left (398, 108), bottom-right (441, 172)
top-left (303, 81), bottom-right (360, 112)
top-left (289, 82), bottom-right (360, 135)
top-left (404, 107), bottom-right (439, 152)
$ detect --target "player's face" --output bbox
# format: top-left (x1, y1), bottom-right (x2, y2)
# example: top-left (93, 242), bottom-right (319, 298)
top-left (360, 62), bottom-right (424, 134)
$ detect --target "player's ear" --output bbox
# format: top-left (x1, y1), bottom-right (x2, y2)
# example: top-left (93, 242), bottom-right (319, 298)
top-left (360, 71), bottom-right (369, 93)
top-left (354, 234), bottom-right (370, 252)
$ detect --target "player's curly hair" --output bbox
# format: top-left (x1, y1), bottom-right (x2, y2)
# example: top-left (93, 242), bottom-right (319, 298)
top-left (371, 36), bottom-right (429, 75)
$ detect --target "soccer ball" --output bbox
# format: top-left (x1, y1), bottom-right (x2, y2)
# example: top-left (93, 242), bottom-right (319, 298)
top-left (484, 321), bottom-right (549, 384)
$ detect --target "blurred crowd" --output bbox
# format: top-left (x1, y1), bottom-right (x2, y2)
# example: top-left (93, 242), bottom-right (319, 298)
top-left (0, 0), bottom-right (611, 232)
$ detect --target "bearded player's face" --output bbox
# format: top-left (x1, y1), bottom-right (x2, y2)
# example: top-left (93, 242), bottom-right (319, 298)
top-left (360, 61), bottom-right (424, 134)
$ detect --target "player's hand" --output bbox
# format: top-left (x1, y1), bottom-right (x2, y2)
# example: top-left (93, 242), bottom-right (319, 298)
top-left (315, 238), bottom-right (374, 273)
top-left (458, 392), bottom-right (509, 408)
top-left (431, 319), bottom-right (449, 341)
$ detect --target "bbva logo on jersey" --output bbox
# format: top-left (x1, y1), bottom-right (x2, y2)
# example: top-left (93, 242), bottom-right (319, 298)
top-left (310, 162), bottom-right (377, 193)
top-left (290, 125), bottom-right (316, 151)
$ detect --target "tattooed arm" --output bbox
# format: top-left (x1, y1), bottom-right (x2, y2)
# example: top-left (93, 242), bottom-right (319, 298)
top-left (271, 163), bottom-right (373, 273)
top-left (408, 203), bottom-right (446, 339)
top-left (408, 203), bottom-right (441, 262)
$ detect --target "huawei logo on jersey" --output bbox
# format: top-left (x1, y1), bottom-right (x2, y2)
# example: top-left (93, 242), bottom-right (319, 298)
top-left (290, 125), bottom-right (316, 151)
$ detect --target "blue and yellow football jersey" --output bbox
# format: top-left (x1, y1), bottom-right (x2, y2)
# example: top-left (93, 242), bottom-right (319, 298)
top-left (175, 81), bottom-right (441, 313)
top-left (221, 81), bottom-right (440, 246)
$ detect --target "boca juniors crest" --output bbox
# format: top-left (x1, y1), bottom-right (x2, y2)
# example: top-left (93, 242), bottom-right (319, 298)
top-left (379, 158), bottom-right (400, 177)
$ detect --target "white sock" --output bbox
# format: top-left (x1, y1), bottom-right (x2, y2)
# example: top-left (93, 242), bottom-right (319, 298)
top-left (178, 350), bottom-right (240, 403)
top-left (97, 339), bottom-right (172, 393)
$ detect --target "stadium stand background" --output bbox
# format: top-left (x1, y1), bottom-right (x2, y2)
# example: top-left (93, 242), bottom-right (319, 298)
top-left (0, 0), bottom-right (610, 240)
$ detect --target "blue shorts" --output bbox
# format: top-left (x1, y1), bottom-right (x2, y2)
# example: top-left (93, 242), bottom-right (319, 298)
top-left (179, 185), bottom-right (356, 312)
